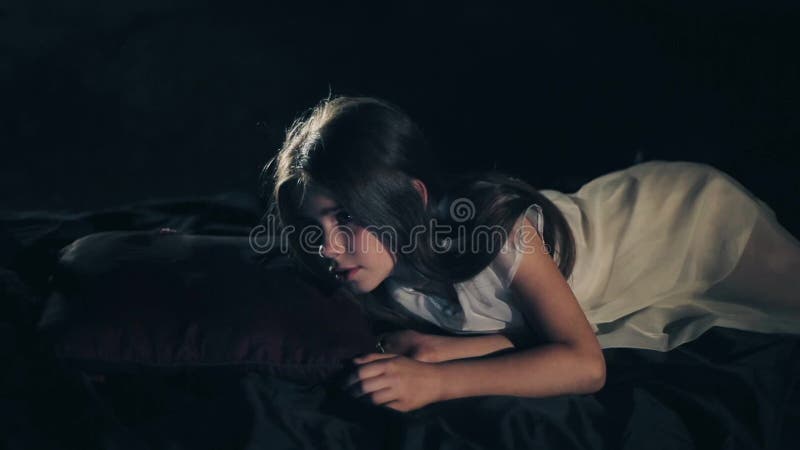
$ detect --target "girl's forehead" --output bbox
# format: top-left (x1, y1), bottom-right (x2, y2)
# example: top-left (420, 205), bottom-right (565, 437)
top-left (298, 185), bottom-right (340, 218)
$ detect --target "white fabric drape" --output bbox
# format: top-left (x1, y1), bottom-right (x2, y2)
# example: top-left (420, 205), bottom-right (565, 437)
top-left (538, 160), bottom-right (800, 351)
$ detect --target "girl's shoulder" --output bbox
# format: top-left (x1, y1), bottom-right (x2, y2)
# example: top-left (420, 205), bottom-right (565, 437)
top-left (486, 202), bottom-right (546, 289)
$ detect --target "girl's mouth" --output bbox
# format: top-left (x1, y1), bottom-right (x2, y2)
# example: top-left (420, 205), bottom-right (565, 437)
top-left (338, 267), bottom-right (361, 281)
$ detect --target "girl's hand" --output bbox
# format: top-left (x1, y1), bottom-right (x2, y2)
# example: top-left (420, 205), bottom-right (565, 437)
top-left (343, 353), bottom-right (443, 412)
top-left (378, 329), bottom-right (448, 363)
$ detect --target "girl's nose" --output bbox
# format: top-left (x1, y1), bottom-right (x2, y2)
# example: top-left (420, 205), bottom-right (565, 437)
top-left (320, 226), bottom-right (352, 258)
top-left (320, 240), bottom-right (342, 259)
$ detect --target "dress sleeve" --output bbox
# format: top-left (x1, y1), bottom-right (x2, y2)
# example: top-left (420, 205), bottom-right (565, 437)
top-left (490, 203), bottom-right (545, 290)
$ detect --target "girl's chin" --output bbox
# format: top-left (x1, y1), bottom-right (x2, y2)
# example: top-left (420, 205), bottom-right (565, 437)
top-left (347, 279), bottom-right (370, 293)
top-left (346, 277), bottom-right (383, 295)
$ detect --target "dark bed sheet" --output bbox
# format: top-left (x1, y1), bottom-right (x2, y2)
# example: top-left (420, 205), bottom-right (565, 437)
top-left (2, 192), bottom-right (799, 450)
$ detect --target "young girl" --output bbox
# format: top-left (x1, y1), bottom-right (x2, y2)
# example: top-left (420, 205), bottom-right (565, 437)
top-left (260, 95), bottom-right (800, 412)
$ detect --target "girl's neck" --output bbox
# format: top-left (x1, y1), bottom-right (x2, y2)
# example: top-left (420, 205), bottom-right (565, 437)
top-left (388, 263), bottom-right (427, 288)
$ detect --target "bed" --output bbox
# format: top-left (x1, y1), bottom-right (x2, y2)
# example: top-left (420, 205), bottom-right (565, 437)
top-left (1, 192), bottom-right (798, 450)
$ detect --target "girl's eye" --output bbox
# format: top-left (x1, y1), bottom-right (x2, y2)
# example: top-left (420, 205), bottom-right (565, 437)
top-left (335, 210), bottom-right (354, 225)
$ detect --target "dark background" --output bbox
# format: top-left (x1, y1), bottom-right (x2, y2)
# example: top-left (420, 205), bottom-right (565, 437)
top-left (2, 1), bottom-right (798, 235)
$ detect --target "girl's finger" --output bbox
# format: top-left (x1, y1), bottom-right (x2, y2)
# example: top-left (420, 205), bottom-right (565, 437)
top-left (379, 399), bottom-right (403, 411)
top-left (343, 357), bottom-right (392, 389)
top-left (353, 352), bottom-right (397, 365)
top-left (351, 376), bottom-right (392, 399)
top-left (368, 387), bottom-right (397, 405)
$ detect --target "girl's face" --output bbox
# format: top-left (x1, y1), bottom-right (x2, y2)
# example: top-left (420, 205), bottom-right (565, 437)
top-left (298, 187), bottom-right (396, 294)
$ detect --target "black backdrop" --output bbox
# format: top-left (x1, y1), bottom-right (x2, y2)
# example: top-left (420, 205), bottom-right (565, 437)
top-left (2, 1), bottom-right (798, 235)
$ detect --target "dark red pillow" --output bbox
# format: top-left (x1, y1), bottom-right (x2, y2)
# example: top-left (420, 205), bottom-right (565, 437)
top-left (40, 230), bottom-right (377, 384)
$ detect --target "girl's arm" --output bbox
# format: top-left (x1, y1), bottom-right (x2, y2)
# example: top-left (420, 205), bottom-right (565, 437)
top-left (432, 218), bottom-right (606, 399)
top-left (425, 333), bottom-right (517, 362)
top-left (376, 329), bottom-right (518, 363)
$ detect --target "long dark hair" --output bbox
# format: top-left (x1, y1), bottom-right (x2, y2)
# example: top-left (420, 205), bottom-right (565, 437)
top-left (259, 94), bottom-right (575, 330)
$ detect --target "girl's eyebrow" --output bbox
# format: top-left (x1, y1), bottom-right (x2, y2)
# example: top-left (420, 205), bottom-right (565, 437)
top-left (300, 206), bottom-right (341, 220)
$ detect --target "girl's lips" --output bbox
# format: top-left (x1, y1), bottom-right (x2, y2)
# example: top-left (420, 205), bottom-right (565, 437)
top-left (341, 267), bottom-right (360, 281)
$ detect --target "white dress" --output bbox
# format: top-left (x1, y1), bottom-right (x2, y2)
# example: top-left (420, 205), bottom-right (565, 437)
top-left (385, 160), bottom-right (800, 352)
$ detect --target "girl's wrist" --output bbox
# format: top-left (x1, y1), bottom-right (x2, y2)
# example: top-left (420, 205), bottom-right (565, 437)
top-left (428, 361), bottom-right (449, 403)
top-left (429, 335), bottom-right (458, 362)
top-left (434, 333), bottom-right (515, 362)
